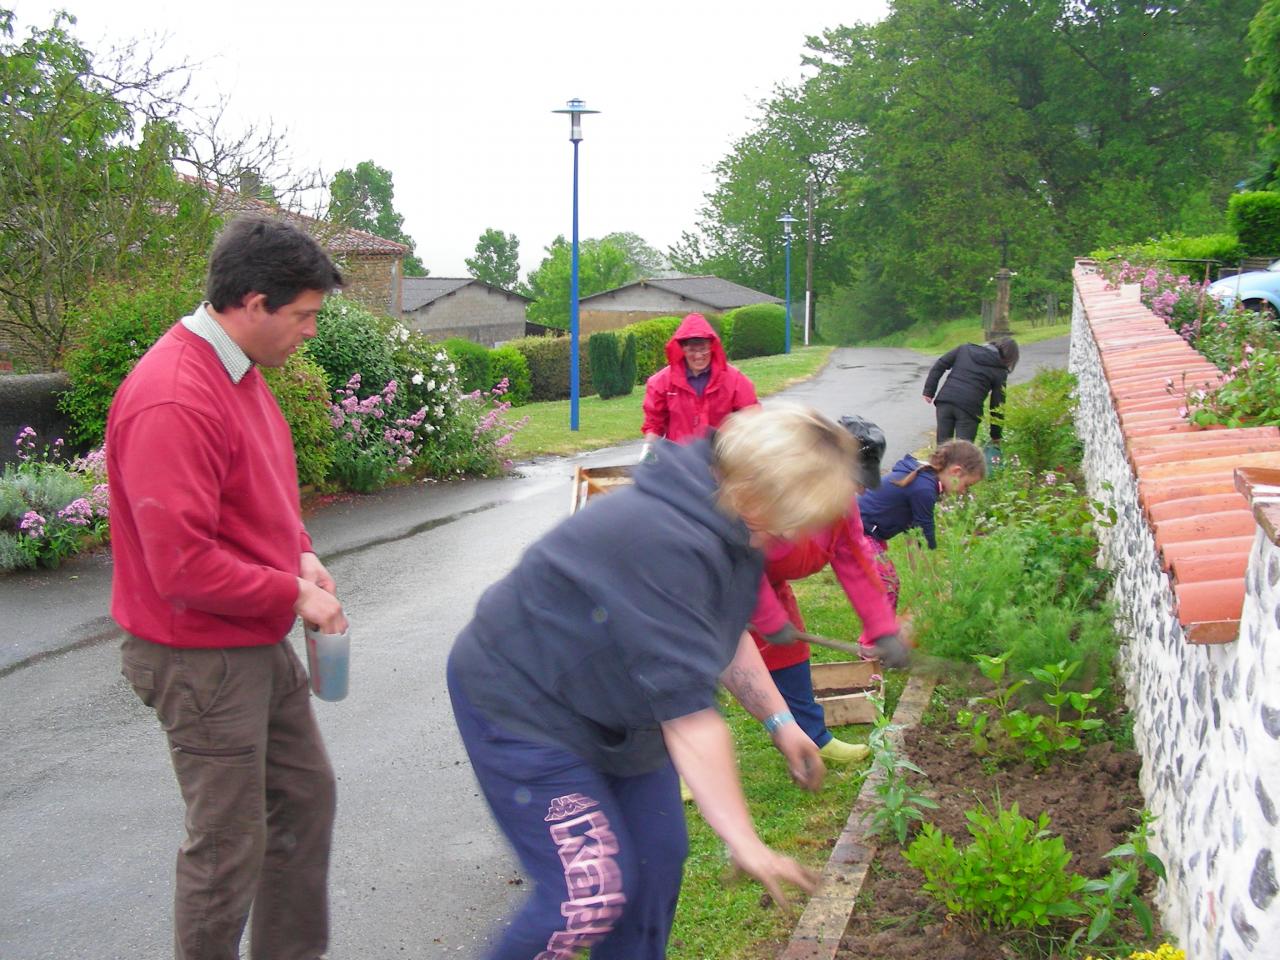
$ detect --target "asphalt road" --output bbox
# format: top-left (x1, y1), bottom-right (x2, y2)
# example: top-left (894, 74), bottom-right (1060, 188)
top-left (0, 338), bottom-right (1067, 959)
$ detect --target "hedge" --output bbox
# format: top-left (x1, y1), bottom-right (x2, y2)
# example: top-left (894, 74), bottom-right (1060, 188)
top-left (59, 267), bottom-right (205, 444)
top-left (506, 335), bottom-right (595, 402)
top-left (723, 303), bottom-right (786, 359)
top-left (441, 338), bottom-right (491, 394)
top-left (616, 316), bottom-right (682, 384)
top-left (1227, 192), bottom-right (1280, 257)
top-left (488, 345), bottom-right (532, 405)
top-left (1090, 232), bottom-right (1246, 270)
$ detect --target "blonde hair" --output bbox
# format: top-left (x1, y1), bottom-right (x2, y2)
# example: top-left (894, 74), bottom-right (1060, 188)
top-left (713, 404), bottom-right (858, 539)
top-left (893, 439), bottom-right (986, 487)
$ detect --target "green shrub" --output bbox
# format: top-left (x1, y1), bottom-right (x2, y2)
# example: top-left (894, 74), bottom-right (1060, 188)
top-left (308, 297), bottom-right (399, 399)
top-left (59, 267), bottom-right (206, 444)
top-left (904, 801), bottom-right (1087, 931)
top-left (1091, 233), bottom-right (1245, 269)
top-left (1227, 191), bottom-right (1280, 256)
top-left (261, 351), bottom-right (333, 488)
top-left (487, 345), bottom-right (532, 405)
top-left (999, 368), bottom-right (1081, 476)
top-left (441, 338), bottom-right (491, 394)
top-left (618, 316), bottom-right (682, 383)
top-left (587, 331), bottom-right (635, 399)
top-left (724, 303), bottom-right (786, 359)
top-left (618, 334), bottom-right (637, 392)
top-left (718, 311), bottom-right (736, 356)
top-left (506, 335), bottom-right (594, 401)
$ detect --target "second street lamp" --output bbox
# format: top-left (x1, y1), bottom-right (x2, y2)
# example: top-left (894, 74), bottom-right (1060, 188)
top-left (777, 211), bottom-right (798, 355)
top-left (551, 98), bottom-right (600, 431)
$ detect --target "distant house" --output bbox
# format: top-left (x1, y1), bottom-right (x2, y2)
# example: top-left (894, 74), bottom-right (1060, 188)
top-left (206, 176), bottom-right (410, 315)
top-left (578, 276), bottom-right (782, 335)
top-left (399, 278), bottom-right (530, 347)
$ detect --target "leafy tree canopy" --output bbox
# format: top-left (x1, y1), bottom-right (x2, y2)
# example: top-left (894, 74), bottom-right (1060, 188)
top-left (525, 235), bottom-right (638, 328)
top-left (327, 160), bottom-right (427, 276)
top-left (0, 8), bottom-right (214, 369)
top-left (1248, 0), bottom-right (1280, 188)
top-left (677, 0), bottom-right (1260, 340)
top-left (465, 228), bottom-right (522, 292)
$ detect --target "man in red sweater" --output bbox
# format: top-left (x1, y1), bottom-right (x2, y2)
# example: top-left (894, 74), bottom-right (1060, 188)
top-left (109, 215), bottom-right (347, 960)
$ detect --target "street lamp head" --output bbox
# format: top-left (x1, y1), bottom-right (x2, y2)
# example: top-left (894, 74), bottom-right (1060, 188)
top-left (777, 211), bottom-right (798, 236)
top-left (552, 98), bottom-right (601, 143)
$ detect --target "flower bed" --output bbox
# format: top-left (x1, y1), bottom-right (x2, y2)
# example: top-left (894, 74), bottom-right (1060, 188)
top-left (1099, 261), bottom-right (1280, 429)
top-left (0, 427), bottom-right (109, 572)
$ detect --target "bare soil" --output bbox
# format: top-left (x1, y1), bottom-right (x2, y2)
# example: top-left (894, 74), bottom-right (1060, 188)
top-left (835, 701), bottom-right (1152, 959)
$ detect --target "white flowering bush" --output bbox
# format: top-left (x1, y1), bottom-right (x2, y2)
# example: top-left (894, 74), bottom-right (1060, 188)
top-left (0, 427), bottom-right (110, 572)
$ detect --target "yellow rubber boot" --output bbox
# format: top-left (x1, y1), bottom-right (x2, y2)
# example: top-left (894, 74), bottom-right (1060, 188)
top-left (818, 737), bottom-right (870, 764)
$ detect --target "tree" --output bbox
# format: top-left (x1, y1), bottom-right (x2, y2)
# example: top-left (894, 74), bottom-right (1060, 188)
top-left (601, 232), bottom-right (667, 277)
top-left (0, 9), bottom-right (210, 369)
top-left (1248, 0), bottom-right (1280, 188)
top-left (465, 228), bottom-right (522, 291)
top-left (327, 160), bottom-right (427, 276)
top-left (679, 0), bottom-right (1259, 340)
top-left (525, 236), bottom-right (638, 328)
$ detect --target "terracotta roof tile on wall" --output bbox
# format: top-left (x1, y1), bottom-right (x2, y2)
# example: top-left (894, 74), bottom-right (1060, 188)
top-left (1074, 263), bottom-right (1280, 643)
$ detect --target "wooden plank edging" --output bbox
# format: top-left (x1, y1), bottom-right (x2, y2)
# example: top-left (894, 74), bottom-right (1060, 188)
top-left (778, 673), bottom-right (937, 960)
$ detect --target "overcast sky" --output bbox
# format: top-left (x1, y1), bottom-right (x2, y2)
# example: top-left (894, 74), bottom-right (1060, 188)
top-left (10, 0), bottom-right (888, 278)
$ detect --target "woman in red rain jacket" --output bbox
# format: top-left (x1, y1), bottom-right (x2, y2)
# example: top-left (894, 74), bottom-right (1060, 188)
top-left (642, 313), bottom-right (757, 443)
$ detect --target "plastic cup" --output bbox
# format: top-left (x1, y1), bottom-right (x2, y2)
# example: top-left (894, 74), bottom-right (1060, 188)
top-left (304, 624), bottom-right (350, 702)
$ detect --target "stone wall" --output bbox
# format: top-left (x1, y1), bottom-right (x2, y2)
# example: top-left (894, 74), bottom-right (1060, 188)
top-left (338, 255), bottom-right (402, 315)
top-left (0, 373), bottom-right (74, 466)
top-left (1070, 264), bottom-right (1280, 959)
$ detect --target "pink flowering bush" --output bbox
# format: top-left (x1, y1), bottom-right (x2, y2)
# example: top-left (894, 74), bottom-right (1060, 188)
top-left (1101, 260), bottom-right (1280, 429)
top-left (1, 427), bottom-right (110, 572)
top-left (418, 378), bottom-right (530, 479)
top-left (326, 375), bottom-right (434, 494)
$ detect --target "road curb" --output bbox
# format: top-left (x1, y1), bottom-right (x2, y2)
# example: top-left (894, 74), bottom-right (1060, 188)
top-left (779, 672), bottom-right (936, 960)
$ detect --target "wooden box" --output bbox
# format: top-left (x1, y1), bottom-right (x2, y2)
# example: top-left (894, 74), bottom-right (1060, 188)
top-left (811, 659), bottom-right (882, 726)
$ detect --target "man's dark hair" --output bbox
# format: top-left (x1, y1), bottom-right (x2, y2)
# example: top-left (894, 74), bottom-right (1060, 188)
top-left (206, 215), bottom-right (345, 312)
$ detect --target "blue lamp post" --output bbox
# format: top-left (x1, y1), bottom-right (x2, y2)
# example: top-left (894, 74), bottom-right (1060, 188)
top-left (777, 212), bottom-right (798, 354)
top-left (552, 98), bottom-right (600, 431)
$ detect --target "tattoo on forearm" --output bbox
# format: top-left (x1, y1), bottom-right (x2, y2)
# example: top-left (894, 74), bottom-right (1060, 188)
top-left (725, 665), bottom-right (769, 717)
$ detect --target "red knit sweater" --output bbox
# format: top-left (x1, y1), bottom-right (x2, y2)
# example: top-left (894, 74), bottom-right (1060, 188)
top-left (107, 323), bottom-right (311, 648)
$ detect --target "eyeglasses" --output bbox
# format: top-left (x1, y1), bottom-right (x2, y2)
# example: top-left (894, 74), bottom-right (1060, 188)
top-left (681, 340), bottom-right (712, 354)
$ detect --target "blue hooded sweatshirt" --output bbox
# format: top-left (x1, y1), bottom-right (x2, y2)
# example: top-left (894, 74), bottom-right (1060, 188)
top-left (855, 454), bottom-right (941, 550)
top-left (449, 437), bottom-right (764, 776)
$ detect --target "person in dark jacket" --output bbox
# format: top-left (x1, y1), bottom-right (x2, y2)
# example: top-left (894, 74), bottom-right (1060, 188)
top-left (856, 441), bottom-right (986, 615)
top-left (449, 405), bottom-right (860, 960)
top-left (923, 337), bottom-right (1019, 444)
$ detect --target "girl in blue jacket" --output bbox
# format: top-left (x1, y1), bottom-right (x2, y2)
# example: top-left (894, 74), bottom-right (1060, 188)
top-left (856, 439), bottom-right (986, 611)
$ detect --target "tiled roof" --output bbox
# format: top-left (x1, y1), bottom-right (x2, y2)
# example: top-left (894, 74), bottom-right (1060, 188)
top-left (580, 275), bottom-right (782, 310)
top-left (189, 177), bottom-right (409, 257)
top-left (399, 277), bottom-right (531, 313)
top-left (1074, 263), bottom-right (1280, 642)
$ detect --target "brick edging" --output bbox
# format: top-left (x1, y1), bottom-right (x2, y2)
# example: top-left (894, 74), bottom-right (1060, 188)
top-left (779, 673), bottom-right (937, 960)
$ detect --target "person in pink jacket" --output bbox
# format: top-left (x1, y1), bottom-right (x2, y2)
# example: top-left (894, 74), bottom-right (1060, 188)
top-left (749, 500), bottom-right (902, 764)
top-left (642, 313), bottom-right (757, 444)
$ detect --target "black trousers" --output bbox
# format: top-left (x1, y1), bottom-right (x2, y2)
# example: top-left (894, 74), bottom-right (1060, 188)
top-left (935, 401), bottom-right (980, 443)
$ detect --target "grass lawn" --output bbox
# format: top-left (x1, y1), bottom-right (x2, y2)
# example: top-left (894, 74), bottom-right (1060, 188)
top-left (865, 314), bottom-right (1071, 355)
top-left (505, 346), bottom-right (833, 460)
top-left (669, 568), bottom-right (907, 960)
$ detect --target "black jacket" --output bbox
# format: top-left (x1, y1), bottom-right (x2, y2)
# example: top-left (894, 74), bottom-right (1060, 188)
top-left (449, 437), bottom-right (763, 776)
top-left (923, 343), bottom-right (1009, 440)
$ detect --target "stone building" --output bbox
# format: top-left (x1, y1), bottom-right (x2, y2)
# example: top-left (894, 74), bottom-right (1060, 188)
top-left (399, 278), bottom-right (530, 347)
top-left (210, 179), bottom-right (410, 314)
top-left (578, 276), bottom-right (782, 335)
